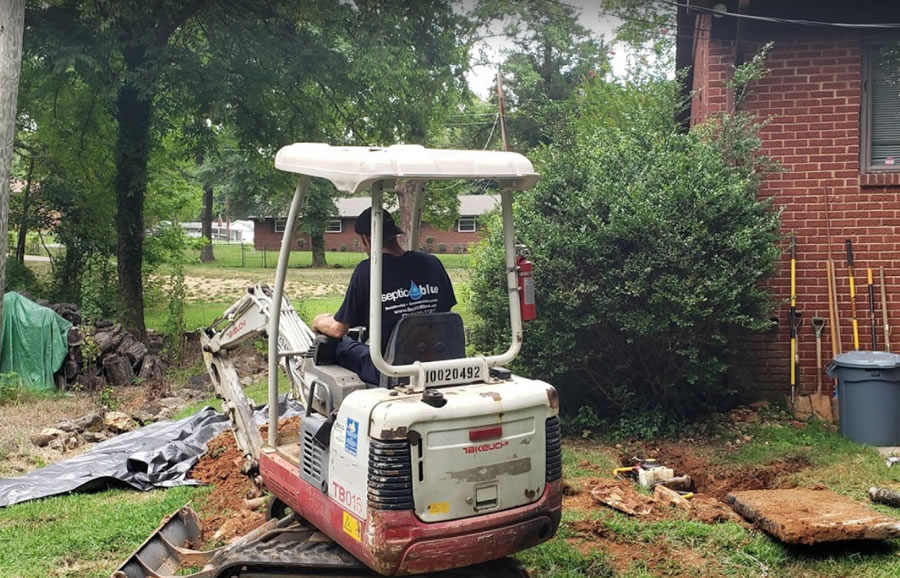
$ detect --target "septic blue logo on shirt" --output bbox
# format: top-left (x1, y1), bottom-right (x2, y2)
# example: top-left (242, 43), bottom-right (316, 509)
top-left (382, 281), bottom-right (439, 302)
top-left (409, 280), bottom-right (422, 300)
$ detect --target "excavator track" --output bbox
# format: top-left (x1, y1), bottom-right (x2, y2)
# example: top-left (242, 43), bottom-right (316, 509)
top-left (113, 506), bottom-right (529, 578)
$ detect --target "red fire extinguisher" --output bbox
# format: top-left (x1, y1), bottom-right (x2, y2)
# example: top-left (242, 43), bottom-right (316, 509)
top-left (516, 249), bottom-right (536, 322)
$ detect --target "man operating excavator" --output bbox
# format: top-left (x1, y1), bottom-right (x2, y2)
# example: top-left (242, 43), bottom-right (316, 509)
top-left (311, 207), bottom-right (457, 384)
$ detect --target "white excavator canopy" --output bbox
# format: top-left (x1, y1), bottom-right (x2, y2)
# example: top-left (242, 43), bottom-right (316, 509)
top-left (274, 143), bottom-right (540, 193)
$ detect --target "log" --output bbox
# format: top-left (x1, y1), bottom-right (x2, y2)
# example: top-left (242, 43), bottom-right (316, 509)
top-left (102, 354), bottom-right (134, 386)
top-left (138, 354), bottom-right (165, 381)
top-left (94, 325), bottom-right (124, 354)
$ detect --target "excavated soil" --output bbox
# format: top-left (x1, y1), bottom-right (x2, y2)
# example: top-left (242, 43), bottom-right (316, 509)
top-left (190, 417), bottom-right (301, 543)
top-left (623, 441), bottom-right (810, 500)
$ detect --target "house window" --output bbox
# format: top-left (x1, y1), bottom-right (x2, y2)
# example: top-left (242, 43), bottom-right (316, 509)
top-left (274, 218), bottom-right (287, 232)
top-left (326, 219), bottom-right (343, 233)
top-left (457, 217), bottom-right (477, 233)
top-left (862, 41), bottom-right (900, 171)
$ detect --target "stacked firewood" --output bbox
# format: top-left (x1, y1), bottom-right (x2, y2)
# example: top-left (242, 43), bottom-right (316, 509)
top-left (49, 303), bottom-right (166, 390)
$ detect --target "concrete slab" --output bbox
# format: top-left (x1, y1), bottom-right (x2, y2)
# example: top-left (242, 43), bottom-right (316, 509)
top-left (726, 488), bottom-right (900, 544)
top-left (877, 447), bottom-right (900, 457)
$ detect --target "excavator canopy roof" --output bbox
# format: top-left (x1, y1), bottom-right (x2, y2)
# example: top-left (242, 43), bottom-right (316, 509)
top-left (274, 143), bottom-right (540, 194)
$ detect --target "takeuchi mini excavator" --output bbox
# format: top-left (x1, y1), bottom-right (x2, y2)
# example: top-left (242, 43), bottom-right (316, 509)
top-left (115, 144), bottom-right (562, 578)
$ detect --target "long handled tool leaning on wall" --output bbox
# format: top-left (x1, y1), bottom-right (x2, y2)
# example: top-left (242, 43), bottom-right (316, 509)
top-left (868, 268), bottom-right (878, 350)
top-left (789, 233), bottom-right (799, 405)
top-left (881, 267), bottom-right (891, 352)
top-left (846, 239), bottom-right (860, 351)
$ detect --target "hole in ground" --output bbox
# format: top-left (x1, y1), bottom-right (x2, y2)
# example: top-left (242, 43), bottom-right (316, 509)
top-left (620, 445), bottom-right (811, 500)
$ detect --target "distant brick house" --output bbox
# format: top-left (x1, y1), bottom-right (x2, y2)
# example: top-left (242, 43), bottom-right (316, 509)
top-left (677, 1), bottom-right (900, 396)
top-left (252, 194), bottom-right (498, 253)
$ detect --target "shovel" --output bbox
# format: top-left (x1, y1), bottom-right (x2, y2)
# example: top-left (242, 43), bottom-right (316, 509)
top-left (810, 316), bottom-right (834, 422)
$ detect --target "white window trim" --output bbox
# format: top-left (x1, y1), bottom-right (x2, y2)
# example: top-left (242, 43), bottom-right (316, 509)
top-left (326, 218), bottom-right (343, 233)
top-left (274, 218), bottom-right (287, 233)
top-left (457, 216), bottom-right (477, 233)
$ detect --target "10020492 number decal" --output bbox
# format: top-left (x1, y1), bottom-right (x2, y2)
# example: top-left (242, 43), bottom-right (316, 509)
top-left (425, 366), bottom-right (481, 385)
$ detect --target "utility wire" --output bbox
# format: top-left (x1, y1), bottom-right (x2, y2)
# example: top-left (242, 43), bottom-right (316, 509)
top-left (658, 0), bottom-right (900, 29)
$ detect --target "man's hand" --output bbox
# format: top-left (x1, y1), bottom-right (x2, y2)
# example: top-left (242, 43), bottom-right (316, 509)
top-left (312, 313), bottom-right (349, 339)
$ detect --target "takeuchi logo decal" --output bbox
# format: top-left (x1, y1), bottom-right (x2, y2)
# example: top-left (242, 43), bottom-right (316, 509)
top-left (382, 281), bottom-right (439, 303)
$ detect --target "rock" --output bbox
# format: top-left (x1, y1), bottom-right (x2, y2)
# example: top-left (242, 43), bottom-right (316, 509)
top-left (31, 427), bottom-right (66, 447)
top-left (83, 430), bottom-right (110, 443)
top-left (131, 410), bottom-right (158, 425)
top-left (54, 419), bottom-right (82, 433)
top-left (103, 354), bottom-right (135, 386)
top-left (240, 376), bottom-right (253, 386)
top-left (157, 396), bottom-right (184, 410)
top-left (95, 319), bottom-right (114, 329)
top-left (749, 400), bottom-right (770, 410)
top-left (73, 412), bottom-right (104, 433)
top-left (104, 411), bottom-right (137, 433)
top-left (138, 355), bottom-right (165, 381)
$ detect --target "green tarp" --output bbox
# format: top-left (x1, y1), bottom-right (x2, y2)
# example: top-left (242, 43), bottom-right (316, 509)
top-left (0, 292), bottom-right (72, 391)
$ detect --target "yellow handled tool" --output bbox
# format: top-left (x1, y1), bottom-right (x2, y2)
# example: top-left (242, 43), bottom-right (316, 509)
top-left (846, 240), bottom-right (860, 350)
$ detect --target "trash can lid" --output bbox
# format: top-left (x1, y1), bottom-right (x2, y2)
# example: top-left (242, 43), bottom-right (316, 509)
top-left (831, 351), bottom-right (900, 369)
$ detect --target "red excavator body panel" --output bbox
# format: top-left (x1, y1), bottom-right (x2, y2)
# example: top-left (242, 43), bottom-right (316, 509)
top-left (259, 450), bottom-right (562, 576)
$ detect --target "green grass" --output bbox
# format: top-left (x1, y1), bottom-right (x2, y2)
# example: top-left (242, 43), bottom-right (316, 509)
top-left (0, 485), bottom-right (210, 578)
top-left (187, 245), bottom-right (472, 270)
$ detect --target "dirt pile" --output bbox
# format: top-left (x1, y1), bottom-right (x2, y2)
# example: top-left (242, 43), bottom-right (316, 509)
top-left (189, 417), bottom-right (302, 544)
top-left (190, 430), bottom-right (265, 543)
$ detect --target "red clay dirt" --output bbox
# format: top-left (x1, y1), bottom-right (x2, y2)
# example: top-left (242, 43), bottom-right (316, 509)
top-left (631, 441), bottom-right (809, 500)
top-left (189, 417), bottom-right (301, 543)
top-left (726, 488), bottom-right (900, 544)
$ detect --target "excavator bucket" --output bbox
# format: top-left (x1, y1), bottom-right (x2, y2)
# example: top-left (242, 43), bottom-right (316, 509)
top-left (112, 506), bottom-right (213, 577)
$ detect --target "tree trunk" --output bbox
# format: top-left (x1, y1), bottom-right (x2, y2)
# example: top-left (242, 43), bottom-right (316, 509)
top-left (114, 71), bottom-right (152, 341)
top-left (311, 232), bottom-right (326, 267)
top-left (394, 180), bottom-right (420, 251)
top-left (199, 183), bottom-right (214, 261)
top-left (0, 0), bottom-right (25, 330)
top-left (15, 155), bottom-right (34, 264)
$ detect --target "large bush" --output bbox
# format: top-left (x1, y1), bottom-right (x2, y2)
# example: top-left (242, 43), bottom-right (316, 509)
top-left (468, 74), bottom-right (780, 420)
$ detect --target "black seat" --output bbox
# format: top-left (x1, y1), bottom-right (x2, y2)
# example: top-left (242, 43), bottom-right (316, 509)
top-left (379, 312), bottom-right (466, 388)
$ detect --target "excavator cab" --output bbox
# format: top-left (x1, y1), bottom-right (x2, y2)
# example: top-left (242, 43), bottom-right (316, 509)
top-left (119, 144), bottom-right (562, 578)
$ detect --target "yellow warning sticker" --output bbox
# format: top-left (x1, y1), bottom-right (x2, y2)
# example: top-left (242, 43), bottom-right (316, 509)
top-left (427, 501), bottom-right (450, 515)
top-left (342, 511), bottom-right (361, 542)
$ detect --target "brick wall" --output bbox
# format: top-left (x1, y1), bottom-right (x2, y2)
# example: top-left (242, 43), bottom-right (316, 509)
top-left (693, 30), bottom-right (900, 398)
top-left (253, 217), bottom-right (484, 254)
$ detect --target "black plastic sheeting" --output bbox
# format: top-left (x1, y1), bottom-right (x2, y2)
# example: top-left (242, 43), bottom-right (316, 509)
top-left (0, 397), bottom-right (303, 508)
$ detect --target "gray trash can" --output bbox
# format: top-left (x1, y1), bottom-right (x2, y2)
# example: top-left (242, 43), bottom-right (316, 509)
top-left (826, 351), bottom-right (900, 446)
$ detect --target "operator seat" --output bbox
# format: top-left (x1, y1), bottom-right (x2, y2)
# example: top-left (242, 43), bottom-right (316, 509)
top-left (380, 312), bottom-right (466, 388)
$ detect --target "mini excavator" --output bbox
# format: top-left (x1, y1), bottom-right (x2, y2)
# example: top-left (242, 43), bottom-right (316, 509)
top-left (114, 144), bottom-right (562, 578)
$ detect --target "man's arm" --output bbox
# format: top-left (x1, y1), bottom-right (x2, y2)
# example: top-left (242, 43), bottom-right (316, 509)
top-left (312, 313), bottom-right (350, 339)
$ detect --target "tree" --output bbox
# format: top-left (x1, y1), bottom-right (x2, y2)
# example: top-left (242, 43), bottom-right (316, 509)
top-left (473, 0), bottom-right (609, 151)
top-left (0, 0), bottom-right (26, 328)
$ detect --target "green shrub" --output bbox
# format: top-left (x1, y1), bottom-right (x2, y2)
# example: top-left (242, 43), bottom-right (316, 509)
top-left (468, 59), bottom-right (780, 422)
top-left (437, 243), bottom-right (447, 253)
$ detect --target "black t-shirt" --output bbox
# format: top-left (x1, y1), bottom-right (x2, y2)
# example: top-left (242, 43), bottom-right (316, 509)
top-left (334, 251), bottom-right (457, 353)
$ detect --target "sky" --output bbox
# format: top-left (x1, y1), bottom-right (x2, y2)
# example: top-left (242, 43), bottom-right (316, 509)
top-left (463, 1), bottom-right (630, 98)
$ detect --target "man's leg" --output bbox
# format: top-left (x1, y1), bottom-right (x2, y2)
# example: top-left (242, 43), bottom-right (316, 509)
top-left (335, 337), bottom-right (380, 385)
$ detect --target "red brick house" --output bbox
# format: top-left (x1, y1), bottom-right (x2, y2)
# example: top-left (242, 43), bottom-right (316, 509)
top-left (677, 1), bottom-right (900, 396)
top-left (252, 194), bottom-right (498, 254)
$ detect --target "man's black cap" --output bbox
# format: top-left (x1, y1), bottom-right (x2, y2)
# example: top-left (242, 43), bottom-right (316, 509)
top-left (354, 207), bottom-right (404, 240)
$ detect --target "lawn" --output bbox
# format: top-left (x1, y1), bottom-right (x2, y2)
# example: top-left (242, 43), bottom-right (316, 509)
top-left (186, 244), bottom-right (472, 270)
top-left (3, 400), bottom-right (900, 577)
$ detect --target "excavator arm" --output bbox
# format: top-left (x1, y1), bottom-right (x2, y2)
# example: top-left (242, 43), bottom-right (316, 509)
top-left (200, 284), bottom-right (316, 475)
